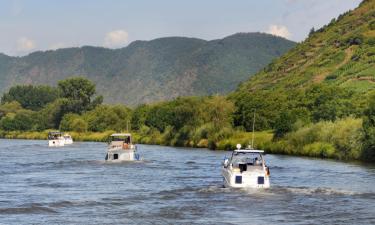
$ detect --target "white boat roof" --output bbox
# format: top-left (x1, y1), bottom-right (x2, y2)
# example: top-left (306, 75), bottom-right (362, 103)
top-left (110, 133), bottom-right (131, 137)
top-left (234, 149), bottom-right (264, 153)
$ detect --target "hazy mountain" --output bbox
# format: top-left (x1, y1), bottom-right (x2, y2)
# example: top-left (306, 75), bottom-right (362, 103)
top-left (0, 32), bottom-right (295, 105)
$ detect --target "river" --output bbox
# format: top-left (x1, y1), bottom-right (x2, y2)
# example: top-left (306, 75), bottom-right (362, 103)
top-left (0, 139), bottom-right (374, 224)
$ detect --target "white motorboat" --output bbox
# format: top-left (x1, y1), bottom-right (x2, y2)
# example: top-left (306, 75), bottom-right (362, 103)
top-left (63, 133), bottom-right (73, 145)
top-left (48, 131), bottom-right (65, 147)
top-left (221, 144), bottom-right (270, 188)
top-left (105, 133), bottom-right (140, 161)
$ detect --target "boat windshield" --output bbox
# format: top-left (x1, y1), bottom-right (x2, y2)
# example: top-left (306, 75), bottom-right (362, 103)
top-left (48, 132), bottom-right (63, 140)
top-left (111, 136), bottom-right (131, 144)
top-left (231, 152), bottom-right (263, 167)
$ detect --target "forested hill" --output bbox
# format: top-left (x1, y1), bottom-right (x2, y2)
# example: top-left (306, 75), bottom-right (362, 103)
top-left (235, 0), bottom-right (375, 94)
top-left (0, 32), bottom-right (295, 105)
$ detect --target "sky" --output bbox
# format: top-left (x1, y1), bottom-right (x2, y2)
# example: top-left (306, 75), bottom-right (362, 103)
top-left (0, 0), bottom-right (362, 56)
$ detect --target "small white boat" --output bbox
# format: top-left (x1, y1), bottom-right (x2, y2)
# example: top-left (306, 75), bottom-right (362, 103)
top-left (63, 134), bottom-right (73, 145)
top-left (221, 144), bottom-right (270, 188)
top-left (105, 133), bottom-right (140, 161)
top-left (48, 131), bottom-right (65, 147)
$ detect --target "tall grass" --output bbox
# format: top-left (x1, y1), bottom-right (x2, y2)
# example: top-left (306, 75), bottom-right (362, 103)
top-left (266, 117), bottom-right (363, 160)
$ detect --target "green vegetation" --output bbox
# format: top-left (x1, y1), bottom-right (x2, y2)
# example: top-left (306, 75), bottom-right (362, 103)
top-left (1, 85), bottom-right (58, 110)
top-left (1, 1), bottom-right (375, 163)
top-left (362, 93), bottom-right (375, 161)
top-left (0, 33), bottom-right (295, 105)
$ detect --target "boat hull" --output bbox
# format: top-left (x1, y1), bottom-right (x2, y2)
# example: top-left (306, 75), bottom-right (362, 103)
top-left (105, 149), bottom-right (138, 161)
top-left (64, 138), bottom-right (73, 145)
top-left (222, 167), bottom-right (270, 188)
top-left (48, 139), bottom-right (65, 147)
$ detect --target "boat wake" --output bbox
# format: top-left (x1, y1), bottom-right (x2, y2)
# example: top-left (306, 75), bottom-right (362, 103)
top-left (0, 203), bottom-right (57, 214)
top-left (270, 185), bottom-right (375, 197)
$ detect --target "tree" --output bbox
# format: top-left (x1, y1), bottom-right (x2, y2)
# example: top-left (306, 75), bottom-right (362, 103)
top-left (204, 96), bottom-right (234, 129)
top-left (273, 111), bottom-right (295, 139)
top-left (362, 94), bottom-right (375, 162)
top-left (308, 27), bottom-right (315, 37)
top-left (0, 110), bottom-right (37, 131)
top-left (58, 77), bottom-right (103, 114)
top-left (37, 98), bottom-right (69, 130)
top-left (83, 105), bottom-right (131, 132)
top-left (131, 104), bottom-right (150, 131)
top-left (59, 113), bottom-right (88, 132)
top-left (0, 101), bottom-right (23, 119)
top-left (1, 85), bottom-right (59, 110)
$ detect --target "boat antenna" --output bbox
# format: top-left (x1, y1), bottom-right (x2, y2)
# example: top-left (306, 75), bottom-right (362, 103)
top-left (251, 110), bottom-right (256, 148)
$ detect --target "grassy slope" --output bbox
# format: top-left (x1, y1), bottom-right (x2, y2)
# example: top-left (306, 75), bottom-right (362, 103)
top-left (236, 0), bottom-right (375, 96)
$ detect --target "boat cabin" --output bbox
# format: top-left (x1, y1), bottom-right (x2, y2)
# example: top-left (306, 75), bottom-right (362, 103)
top-left (225, 150), bottom-right (266, 172)
top-left (48, 131), bottom-right (64, 140)
top-left (108, 133), bottom-right (133, 150)
top-left (48, 131), bottom-right (65, 147)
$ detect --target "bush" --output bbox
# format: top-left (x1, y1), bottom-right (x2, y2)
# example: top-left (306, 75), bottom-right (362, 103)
top-left (302, 142), bottom-right (336, 158)
top-left (362, 94), bottom-right (375, 162)
top-left (60, 113), bottom-right (88, 132)
top-left (0, 110), bottom-right (37, 131)
top-left (275, 117), bottom-right (363, 160)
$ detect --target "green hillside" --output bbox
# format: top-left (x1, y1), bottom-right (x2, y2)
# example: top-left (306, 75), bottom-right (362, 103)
top-left (236, 0), bottom-right (375, 94)
top-left (0, 33), bottom-right (295, 105)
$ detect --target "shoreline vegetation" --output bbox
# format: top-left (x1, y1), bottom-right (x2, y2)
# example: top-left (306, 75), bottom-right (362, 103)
top-left (0, 116), bottom-right (367, 162)
top-left (0, 77), bottom-right (374, 163)
top-left (0, 130), bottom-right (273, 151)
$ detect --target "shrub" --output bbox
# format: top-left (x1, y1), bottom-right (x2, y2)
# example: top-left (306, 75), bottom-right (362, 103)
top-left (302, 142), bottom-right (336, 158)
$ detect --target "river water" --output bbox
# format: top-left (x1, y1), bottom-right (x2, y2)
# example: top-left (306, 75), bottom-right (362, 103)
top-left (0, 139), bottom-right (374, 224)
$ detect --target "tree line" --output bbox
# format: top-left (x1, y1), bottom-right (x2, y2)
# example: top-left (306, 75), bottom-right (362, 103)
top-left (0, 77), bottom-right (374, 162)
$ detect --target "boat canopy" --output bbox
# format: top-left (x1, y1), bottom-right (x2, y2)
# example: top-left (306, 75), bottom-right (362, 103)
top-left (48, 131), bottom-right (64, 139)
top-left (234, 149), bottom-right (264, 153)
top-left (48, 131), bottom-right (63, 135)
top-left (109, 133), bottom-right (132, 143)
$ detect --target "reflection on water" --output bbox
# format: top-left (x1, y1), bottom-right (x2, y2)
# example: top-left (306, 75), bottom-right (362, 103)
top-left (0, 139), bottom-right (374, 224)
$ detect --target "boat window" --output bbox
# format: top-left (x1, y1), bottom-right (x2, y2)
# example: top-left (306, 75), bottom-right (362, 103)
top-left (258, 176), bottom-right (265, 184)
top-left (232, 153), bottom-right (263, 167)
top-left (114, 154), bottom-right (118, 160)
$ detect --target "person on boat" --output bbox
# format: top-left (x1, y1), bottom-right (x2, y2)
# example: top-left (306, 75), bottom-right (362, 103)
top-left (254, 157), bottom-right (261, 166)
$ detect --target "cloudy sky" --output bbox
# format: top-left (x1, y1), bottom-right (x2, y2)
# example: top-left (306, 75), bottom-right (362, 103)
top-left (0, 0), bottom-right (361, 56)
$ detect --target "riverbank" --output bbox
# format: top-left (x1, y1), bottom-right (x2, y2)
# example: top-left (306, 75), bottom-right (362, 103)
top-left (1, 127), bottom-right (372, 163)
top-left (0, 129), bottom-right (273, 150)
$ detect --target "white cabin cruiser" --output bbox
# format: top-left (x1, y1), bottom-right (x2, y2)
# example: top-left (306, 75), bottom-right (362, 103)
top-left (48, 131), bottom-right (65, 147)
top-left (63, 133), bottom-right (73, 145)
top-left (222, 144), bottom-right (270, 188)
top-left (105, 133), bottom-right (140, 161)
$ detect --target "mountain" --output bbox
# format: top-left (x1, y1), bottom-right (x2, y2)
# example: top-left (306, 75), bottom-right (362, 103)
top-left (0, 33), bottom-right (295, 105)
top-left (235, 1), bottom-right (375, 95)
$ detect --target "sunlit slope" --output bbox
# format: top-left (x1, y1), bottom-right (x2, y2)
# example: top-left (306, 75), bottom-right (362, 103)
top-left (236, 0), bottom-right (375, 94)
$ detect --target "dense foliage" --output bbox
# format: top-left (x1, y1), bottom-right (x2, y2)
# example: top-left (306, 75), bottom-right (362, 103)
top-left (1, 85), bottom-right (58, 110)
top-left (362, 93), bottom-right (375, 162)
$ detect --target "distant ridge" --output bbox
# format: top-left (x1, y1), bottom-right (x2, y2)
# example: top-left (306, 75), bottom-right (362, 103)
top-left (0, 32), bottom-right (295, 105)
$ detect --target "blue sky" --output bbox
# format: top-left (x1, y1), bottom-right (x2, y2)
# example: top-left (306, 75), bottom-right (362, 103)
top-left (0, 0), bottom-right (361, 56)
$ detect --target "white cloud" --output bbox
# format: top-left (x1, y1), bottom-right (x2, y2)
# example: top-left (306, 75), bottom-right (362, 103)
top-left (16, 37), bottom-right (36, 52)
top-left (104, 30), bottom-right (129, 48)
top-left (267, 25), bottom-right (291, 39)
